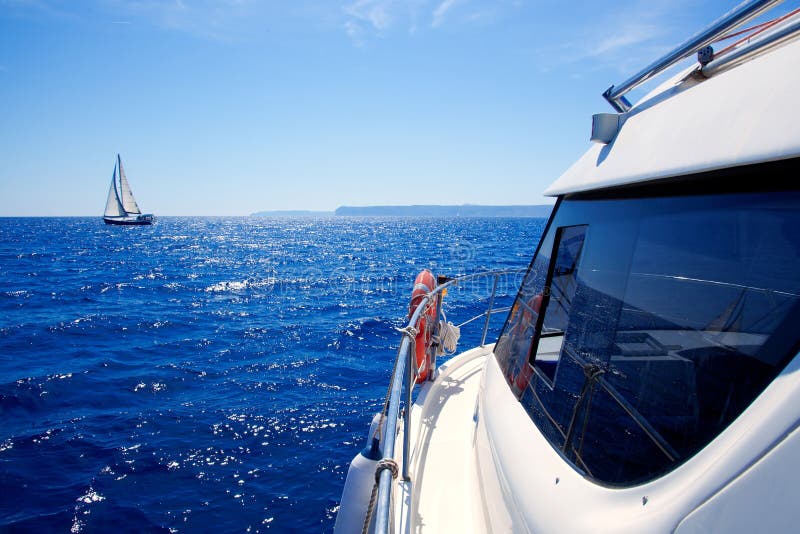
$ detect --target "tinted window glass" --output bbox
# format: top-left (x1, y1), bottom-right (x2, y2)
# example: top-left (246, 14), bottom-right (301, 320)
top-left (495, 227), bottom-right (554, 397)
top-left (530, 225), bottom-right (587, 384)
top-left (494, 187), bottom-right (800, 485)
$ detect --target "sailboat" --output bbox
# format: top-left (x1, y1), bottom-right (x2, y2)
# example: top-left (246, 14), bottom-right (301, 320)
top-left (103, 154), bottom-right (154, 225)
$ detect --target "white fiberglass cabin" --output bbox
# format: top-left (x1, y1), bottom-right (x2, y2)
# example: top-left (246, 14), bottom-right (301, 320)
top-left (336, 1), bottom-right (800, 532)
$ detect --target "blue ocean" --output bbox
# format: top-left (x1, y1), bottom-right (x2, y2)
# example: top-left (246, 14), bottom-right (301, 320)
top-left (0, 217), bottom-right (544, 532)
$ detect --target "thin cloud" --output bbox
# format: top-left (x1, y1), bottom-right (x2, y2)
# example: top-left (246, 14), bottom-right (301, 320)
top-left (341, 0), bottom-right (516, 43)
top-left (530, 1), bottom-right (691, 74)
top-left (6, 0), bottom-right (520, 45)
top-left (592, 22), bottom-right (661, 58)
top-left (102, 0), bottom-right (262, 41)
top-left (0, 0), bottom-right (265, 40)
top-left (343, 19), bottom-right (364, 46)
top-left (432, 0), bottom-right (460, 28)
top-left (343, 0), bottom-right (394, 31)
top-left (0, 0), bottom-right (81, 22)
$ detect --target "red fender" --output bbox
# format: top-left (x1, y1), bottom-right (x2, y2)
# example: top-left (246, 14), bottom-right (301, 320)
top-left (408, 269), bottom-right (438, 383)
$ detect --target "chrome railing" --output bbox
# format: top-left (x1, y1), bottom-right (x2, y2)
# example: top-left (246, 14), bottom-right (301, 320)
top-left (603, 0), bottom-right (781, 112)
top-left (372, 269), bottom-right (524, 534)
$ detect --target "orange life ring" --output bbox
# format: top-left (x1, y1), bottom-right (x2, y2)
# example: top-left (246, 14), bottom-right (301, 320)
top-left (509, 293), bottom-right (543, 394)
top-left (510, 292), bottom-right (543, 336)
top-left (408, 269), bottom-right (438, 383)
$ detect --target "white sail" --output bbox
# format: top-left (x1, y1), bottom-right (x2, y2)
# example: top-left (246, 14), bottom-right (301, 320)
top-left (117, 155), bottom-right (141, 215)
top-left (104, 162), bottom-right (125, 217)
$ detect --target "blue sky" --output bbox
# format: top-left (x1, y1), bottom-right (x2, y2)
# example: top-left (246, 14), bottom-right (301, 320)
top-left (0, 0), bottom-right (742, 215)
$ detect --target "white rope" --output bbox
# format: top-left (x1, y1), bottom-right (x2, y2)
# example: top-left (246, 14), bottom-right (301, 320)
top-left (396, 325), bottom-right (418, 340)
top-left (437, 310), bottom-right (460, 355)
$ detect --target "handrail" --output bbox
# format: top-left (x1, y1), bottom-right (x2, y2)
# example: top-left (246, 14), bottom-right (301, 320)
top-left (603, 0), bottom-right (781, 112)
top-left (455, 306), bottom-right (513, 329)
top-left (372, 268), bottom-right (524, 534)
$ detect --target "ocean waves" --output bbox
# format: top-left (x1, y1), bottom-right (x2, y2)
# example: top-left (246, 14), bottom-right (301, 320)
top-left (0, 216), bottom-right (543, 532)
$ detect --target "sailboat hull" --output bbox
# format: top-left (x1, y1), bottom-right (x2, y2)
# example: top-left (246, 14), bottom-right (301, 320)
top-left (103, 214), bottom-right (154, 225)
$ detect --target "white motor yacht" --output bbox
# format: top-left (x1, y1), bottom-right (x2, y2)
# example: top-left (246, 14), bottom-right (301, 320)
top-left (336, 1), bottom-right (800, 532)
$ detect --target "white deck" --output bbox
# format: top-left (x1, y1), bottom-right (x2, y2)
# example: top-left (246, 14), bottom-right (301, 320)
top-left (394, 345), bottom-right (492, 534)
top-left (386, 343), bottom-right (800, 533)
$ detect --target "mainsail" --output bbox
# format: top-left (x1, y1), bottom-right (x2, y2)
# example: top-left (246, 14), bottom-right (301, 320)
top-left (104, 162), bottom-right (125, 217)
top-left (117, 155), bottom-right (142, 215)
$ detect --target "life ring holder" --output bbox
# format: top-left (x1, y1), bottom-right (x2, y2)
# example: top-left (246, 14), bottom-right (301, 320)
top-left (408, 269), bottom-right (438, 383)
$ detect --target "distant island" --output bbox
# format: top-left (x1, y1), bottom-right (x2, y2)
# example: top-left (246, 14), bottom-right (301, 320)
top-left (335, 204), bottom-right (553, 217)
top-left (252, 205), bottom-right (553, 217)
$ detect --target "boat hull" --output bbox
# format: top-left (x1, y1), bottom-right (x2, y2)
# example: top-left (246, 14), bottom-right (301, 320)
top-left (103, 214), bottom-right (154, 225)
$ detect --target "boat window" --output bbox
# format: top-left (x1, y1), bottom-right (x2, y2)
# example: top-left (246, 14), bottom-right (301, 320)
top-left (530, 225), bottom-right (587, 385)
top-left (494, 227), bottom-right (554, 397)
top-left (495, 183), bottom-right (800, 485)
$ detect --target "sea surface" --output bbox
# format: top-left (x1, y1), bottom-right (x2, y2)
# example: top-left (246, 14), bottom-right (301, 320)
top-left (0, 216), bottom-right (545, 533)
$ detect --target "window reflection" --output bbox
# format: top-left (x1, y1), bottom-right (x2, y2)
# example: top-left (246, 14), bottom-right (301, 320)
top-left (531, 225), bottom-right (587, 384)
top-left (496, 189), bottom-right (800, 485)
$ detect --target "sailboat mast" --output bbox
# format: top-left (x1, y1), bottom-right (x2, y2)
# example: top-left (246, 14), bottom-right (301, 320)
top-left (115, 155), bottom-right (122, 205)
